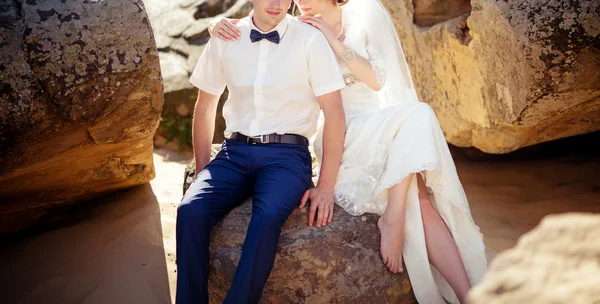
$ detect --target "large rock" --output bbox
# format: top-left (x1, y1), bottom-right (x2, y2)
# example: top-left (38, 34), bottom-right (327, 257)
top-left (468, 213), bottom-right (600, 303)
top-left (0, 0), bottom-right (163, 236)
top-left (150, 0), bottom-right (600, 152)
top-left (145, 0), bottom-right (251, 93)
top-left (145, 0), bottom-right (253, 146)
top-left (383, 0), bottom-right (600, 153)
top-left (182, 147), bottom-right (417, 303)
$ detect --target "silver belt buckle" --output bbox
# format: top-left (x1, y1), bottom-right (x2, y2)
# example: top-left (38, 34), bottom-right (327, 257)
top-left (250, 134), bottom-right (269, 144)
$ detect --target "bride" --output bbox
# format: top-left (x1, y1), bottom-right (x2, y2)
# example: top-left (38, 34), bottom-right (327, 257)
top-left (207, 0), bottom-right (487, 302)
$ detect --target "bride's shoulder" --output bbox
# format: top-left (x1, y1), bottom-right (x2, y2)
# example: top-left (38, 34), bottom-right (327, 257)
top-left (341, 0), bottom-right (363, 14)
top-left (342, 0), bottom-right (383, 20)
top-left (340, 1), bottom-right (371, 30)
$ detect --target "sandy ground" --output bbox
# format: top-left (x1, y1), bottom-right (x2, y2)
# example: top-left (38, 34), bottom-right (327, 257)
top-left (1, 148), bottom-right (599, 303)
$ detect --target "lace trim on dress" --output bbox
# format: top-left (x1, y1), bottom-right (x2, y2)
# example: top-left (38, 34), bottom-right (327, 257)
top-left (334, 164), bottom-right (488, 262)
top-left (366, 43), bottom-right (386, 86)
top-left (373, 165), bottom-right (487, 260)
top-left (329, 128), bottom-right (486, 262)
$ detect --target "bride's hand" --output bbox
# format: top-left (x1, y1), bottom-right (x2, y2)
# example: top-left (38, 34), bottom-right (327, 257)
top-left (298, 16), bottom-right (336, 42)
top-left (209, 17), bottom-right (241, 41)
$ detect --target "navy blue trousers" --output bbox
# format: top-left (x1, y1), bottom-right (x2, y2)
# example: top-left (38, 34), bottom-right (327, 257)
top-left (176, 139), bottom-right (312, 304)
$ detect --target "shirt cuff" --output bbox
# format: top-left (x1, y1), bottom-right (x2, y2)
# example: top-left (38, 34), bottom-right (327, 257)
top-left (313, 80), bottom-right (346, 97)
top-left (189, 78), bottom-right (225, 96)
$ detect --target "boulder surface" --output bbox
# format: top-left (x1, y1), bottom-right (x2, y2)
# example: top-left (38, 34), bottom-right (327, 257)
top-left (0, 0), bottom-right (163, 235)
top-left (468, 213), bottom-right (600, 303)
top-left (183, 148), bottom-right (417, 303)
top-left (383, 0), bottom-right (600, 153)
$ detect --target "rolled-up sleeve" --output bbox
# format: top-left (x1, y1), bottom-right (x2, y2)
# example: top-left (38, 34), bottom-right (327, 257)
top-left (307, 34), bottom-right (346, 97)
top-left (189, 39), bottom-right (226, 95)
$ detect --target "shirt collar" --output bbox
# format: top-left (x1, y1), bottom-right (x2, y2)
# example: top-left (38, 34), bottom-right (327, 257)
top-left (249, 10), bottom-right (289, 39)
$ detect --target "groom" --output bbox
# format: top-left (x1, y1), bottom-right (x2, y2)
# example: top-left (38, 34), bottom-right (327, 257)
top-left (176, 0), bottom-right (347, 302)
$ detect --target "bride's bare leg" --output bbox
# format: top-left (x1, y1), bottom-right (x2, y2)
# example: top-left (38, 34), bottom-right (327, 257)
top-left (417, 174), bottom-right (471, 303)
top-left (378, 173), bottom-right (413, 274)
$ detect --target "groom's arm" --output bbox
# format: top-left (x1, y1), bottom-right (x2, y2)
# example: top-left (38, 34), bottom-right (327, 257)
top-left (192, 90), bottom-right (220, 173)
top-left (306, 33), bottom-right (347, 184)
top-left (300, 32), bottom-right (347, 228)
top-left (188, 38), bottom-right (227, 173)
top-left (316, 91), bottom-right (345, 193)
top-left (301, 90), bottom-right (345, 228)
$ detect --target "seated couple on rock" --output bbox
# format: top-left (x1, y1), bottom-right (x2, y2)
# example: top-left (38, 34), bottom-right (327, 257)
top-left (176, 0), bottom-right (487, 303)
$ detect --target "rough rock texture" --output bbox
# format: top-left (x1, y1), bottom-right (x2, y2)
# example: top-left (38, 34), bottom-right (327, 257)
top-left (145, 0), bottom-right (252, 145)
top-left (182, 146), bottom-right (417, 303)
top-left (468, 213), bottom-right (600, 303)
top-left (383, 0), bottom-right (600, 153)
top-left (0, 0), bottom-right (163, 236)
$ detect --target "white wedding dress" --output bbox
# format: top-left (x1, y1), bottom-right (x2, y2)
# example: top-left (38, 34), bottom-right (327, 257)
top-left (313, 1), bottom-right (488, 303)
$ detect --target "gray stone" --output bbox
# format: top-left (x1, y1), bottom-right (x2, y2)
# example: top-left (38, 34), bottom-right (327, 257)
top-left (0, 0), bottom-right (163, 236)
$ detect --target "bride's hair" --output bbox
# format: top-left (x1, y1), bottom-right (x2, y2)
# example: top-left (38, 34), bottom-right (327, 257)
top-left (291, 0), bottom-right (348, 16)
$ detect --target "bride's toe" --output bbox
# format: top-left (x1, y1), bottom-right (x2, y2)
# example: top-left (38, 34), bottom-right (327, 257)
top-left (388, 257), bottom-right (396, 270)
top-left (381, 251), bottom-right (391, 265)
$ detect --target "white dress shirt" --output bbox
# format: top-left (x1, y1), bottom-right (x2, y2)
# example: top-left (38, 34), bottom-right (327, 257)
top-left (189, 12), bottom-right (345, 139)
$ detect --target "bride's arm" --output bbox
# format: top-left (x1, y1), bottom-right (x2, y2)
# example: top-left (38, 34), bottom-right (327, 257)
top-left (299, 16), bottom-right (385, 91)
top-left (328, 38), bottom-right (385, 91)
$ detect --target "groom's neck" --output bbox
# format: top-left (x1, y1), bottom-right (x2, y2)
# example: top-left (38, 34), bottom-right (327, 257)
top-left (252, 16), bottom-right (277, 33)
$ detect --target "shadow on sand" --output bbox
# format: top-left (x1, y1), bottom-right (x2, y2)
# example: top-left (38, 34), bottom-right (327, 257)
top-left (0, 183), bottom-right (172, 304)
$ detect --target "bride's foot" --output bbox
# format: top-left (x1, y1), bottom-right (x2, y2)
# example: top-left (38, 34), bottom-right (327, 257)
top-left (378, 215), bottom-right (404, 273)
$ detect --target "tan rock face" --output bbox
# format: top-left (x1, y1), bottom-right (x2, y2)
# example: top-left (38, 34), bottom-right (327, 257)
top-left (383, 0), bottom-right (600, 153)
top-left (468, 213), bottom-right (600, 303)
top-left (182, 148), bottom-right (417, 303)
top-left (0, 0), bottom-right (163, 235)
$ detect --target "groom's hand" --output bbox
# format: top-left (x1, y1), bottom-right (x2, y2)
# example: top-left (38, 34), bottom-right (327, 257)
top-left (299, 187), bottom-right (334, 228)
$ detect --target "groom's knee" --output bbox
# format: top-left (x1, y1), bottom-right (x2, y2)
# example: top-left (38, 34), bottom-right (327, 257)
top-left (177, 199), bottom-right (214, 228)
top-left (252, 210), bottom-right (286, 228)
top-left (251, 204), bottom-right (292, 230)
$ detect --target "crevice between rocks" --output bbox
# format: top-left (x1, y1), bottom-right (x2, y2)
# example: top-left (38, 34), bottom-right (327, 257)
top-left (412, 0), bottom-right (473, 46)
top-left (157, 46), bottom-right (190, 59)
top-left (412, 0), bottom-right (472, 27)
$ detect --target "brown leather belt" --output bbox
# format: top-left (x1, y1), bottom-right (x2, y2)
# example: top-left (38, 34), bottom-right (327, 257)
top-left (230, 132), bottom-right (309, 146)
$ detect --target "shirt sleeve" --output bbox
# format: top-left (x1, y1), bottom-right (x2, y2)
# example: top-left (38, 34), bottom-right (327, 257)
top-left (189, 38), bottom-right (227, 95)
top-left (306, 33), bottom-right (346, 97)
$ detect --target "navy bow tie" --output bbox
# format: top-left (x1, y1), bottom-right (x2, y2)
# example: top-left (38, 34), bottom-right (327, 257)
top-left (250, 29), bottom-right (280, 44)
